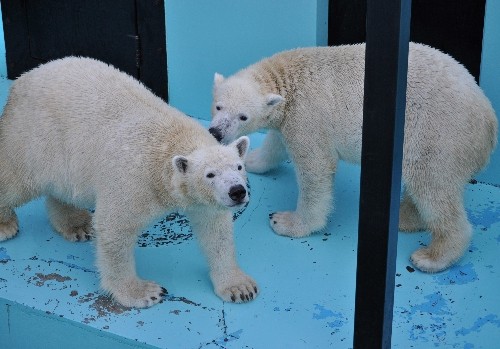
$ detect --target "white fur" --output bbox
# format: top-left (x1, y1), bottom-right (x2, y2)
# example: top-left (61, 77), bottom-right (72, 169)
top-left (0, 57), bottom-right (257, 307)
top-left (209, 43), bottom-right (498, 273)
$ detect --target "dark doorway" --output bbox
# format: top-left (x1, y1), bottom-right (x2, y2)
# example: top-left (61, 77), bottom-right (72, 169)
top-left (328, 0), bottom-right (486, 82)
top-left (1, 0), bottom-right (167, 100)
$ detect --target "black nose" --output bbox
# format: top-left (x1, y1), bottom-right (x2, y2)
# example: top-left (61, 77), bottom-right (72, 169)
top-left (209, 127), bottom-right (223, 142)
top-left (229, 184), bottom-right (247, 202)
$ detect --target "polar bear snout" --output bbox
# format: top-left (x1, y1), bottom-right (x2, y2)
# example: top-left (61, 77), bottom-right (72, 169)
top-left (209, 127), bottom-right (223, 142)
top-left (229, 184), bottom-right (247, 203)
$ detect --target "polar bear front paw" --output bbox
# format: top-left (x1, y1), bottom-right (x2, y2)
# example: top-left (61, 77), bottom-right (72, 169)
top-left (270, 211), bottom-right (311, 238)
top-left (108, 278), bottom-right (168, 308)
top-left (410, 247), bottom-right (455, 273)
top-left (0, 213), bottom-right (19, 241)
top-left (58, 223), bottom-right (94, 242)
top-left (46, 199), bottom-right (94, 242)
top-left (245, 149), bottom-right (272, 174)
top-left (215, 271), bottom-right (258, 303)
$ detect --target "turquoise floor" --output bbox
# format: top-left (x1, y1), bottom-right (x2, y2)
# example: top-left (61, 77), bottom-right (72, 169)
top-left (0, 13), bottom-right (499, 345)
top-left (0, 66), bottom-right (499, 348)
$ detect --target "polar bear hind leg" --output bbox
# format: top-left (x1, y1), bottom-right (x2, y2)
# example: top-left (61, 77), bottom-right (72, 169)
top-left (46, 196), bottom-right (93, 242)
top-left (399, 189), bottom-right (426, 232)
top-left (407, 184), bottom-right (471, 273)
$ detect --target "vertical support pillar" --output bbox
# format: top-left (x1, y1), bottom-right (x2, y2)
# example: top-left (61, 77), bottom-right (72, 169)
top-left (353, 0), bottom-right (411, 348)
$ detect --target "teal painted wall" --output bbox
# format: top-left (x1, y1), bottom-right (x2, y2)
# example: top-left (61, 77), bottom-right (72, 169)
top-left (0, 2), bottom-right (498, 180)
top-left (481, 1), bottom-right (500, 117)
top-left (164, 0), bottom-right (328, 120)
top-left (478, 0), bottom-right (500, 183)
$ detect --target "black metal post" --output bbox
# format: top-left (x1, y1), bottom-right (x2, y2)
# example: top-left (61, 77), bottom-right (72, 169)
top-left (353, 0), bottom-right (411, 348)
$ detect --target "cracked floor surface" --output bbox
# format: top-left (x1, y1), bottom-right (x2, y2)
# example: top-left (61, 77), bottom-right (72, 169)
top-left (0, 35), bottom-right (499, 346)
top-left (1, 118), bottom-right (500, 348)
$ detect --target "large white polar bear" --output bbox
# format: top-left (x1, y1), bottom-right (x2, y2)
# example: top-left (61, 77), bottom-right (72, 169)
top-left (0, 57), bottom-right (257, 308)
top-left (209, 43), bottom-right (498, 273)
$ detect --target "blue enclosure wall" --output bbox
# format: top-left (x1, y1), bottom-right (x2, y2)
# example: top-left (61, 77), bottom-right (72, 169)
top-left (164, 0), bottom-right (329, 120)
top-left (479, 0), bottom-right (500, 183)
top-left (1, 0), bottom-right (498, 181)
top-left (163, 0), bottom-right (500, 184)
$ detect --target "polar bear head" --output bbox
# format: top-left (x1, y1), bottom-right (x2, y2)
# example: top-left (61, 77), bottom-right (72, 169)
top-left (172, 136), bottom-right (250, 208)
top-left (209, 73), bottom-right (284, 143)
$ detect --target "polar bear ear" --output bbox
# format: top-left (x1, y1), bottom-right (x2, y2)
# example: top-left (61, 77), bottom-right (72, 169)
top-left (266, 93), bottom-right (284, 106)
top-left (214, 73), bottom-right (225, 87)
top-left (232, 136), bottom-right (250, 159)
top-left (173, 155), bottom-right (189, 174)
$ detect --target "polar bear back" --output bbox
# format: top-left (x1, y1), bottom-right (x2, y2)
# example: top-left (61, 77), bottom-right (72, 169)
top-left (404, 44), bottom-right (497, 178)
top-left (0, 57), bottom-right (217, 206)
top-left (240, 43), bottom-right (496, 174)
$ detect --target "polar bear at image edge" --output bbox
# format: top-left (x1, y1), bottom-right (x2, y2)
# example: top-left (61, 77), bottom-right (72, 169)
top-left (0, 57), bottom-right (257, 307)
top-left (209, 42), bottom-right (498, 273)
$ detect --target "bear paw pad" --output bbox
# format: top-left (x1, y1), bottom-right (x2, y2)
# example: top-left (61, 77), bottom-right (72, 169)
top-left (0, 214), bottom-right (19, 241)
top-left (110, 279), bottom-right (167, 308)
top-left (410, 247), bottom-right (454, 273)
top-left (270, 211), bottom-right (311, 238)
top-left (216, 273), bottom-right (258, 303)
top-left (61, 224), bottom-right (94, 242)
top-left (245, 149), bottom-right (271, 174)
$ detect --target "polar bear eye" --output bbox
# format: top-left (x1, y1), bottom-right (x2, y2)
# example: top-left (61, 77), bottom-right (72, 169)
top-left (206, 172), bottom-right (215, 178)
top-left (239, 114), bottom-right (248, 121)
top-left (216, 105), bottom-right (222, 111)
top-left (237, 165), bottom-right (242, 171)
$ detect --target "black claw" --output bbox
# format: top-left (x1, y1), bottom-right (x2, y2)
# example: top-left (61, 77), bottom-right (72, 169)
top-left (273, 221), bottom-right (277, 224)
top-left (268, 213), bottom-right (274, 219)
top-left (249, 292), bottom-right (254, 299)
top-left (151, 296), bottom-right (157, 301)
top-left (231, 295), bottom-right (236, 302)
top-left (76, 235), bottom-right (81, 242)
top-left (161, 287), bottom-right (168, 294)
top-left (254, 286), bottom-right (258, 293)
top-left (245, 294), bottom-right (249, 301)
top-left (240, 294), bottom-right (245, 301)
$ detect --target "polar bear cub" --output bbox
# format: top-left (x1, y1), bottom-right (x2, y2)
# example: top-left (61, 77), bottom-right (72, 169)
top-left (209, 43), bottom-right (498, 273)
top-left (0, 57), bottom-right (257, 308)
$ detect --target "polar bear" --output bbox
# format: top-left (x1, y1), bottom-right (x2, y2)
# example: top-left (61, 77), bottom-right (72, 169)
top-left (209, 43), bottom-right (498, 273)
top-left (0, 57), bottom-right (257, 308)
